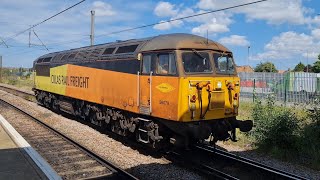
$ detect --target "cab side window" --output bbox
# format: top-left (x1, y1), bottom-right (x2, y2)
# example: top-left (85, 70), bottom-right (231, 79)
top-left (142, 55), bottom-right (152, 74)
top-left (157, 54), bottom-right (176, 75)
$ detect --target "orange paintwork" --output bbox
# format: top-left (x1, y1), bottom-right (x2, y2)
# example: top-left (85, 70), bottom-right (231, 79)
top-left (59, 65), bottom-right (180, 120)
top-left (143, 75), bottom-right (179, 120)
top-left (65, 64), bottom-right (139, 113)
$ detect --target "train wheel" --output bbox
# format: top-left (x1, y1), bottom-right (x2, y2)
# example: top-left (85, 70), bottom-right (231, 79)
top-left (43, 93), bottom-right (51, 108)
top-left (52, 98), bottom-right (59, 113)
top-left (89, 112), bottom-right (102, 127)
top-left (35, 91), bottom-right (44, 104)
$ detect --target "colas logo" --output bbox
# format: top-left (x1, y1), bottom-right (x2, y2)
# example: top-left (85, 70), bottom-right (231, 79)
top-left (156, 83), bottom-right (175, 93)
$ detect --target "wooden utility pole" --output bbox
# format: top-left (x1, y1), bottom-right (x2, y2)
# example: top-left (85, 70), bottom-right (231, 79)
top-left (90, 10), bottom-right (95, 46)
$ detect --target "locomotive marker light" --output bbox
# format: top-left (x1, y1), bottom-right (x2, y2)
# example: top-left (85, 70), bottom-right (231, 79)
top-left (217, 81), bottom-right (222, 89)
top-left (137, 53), bottom-right (142, 60)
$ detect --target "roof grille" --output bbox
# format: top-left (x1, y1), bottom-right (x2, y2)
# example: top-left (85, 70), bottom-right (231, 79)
top-left (103, 47), bottom-right (116, 55)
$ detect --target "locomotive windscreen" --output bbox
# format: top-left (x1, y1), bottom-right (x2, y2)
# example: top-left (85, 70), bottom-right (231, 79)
top-left (213, 54), bottom-right (236, 74)
top-left (182, 51), bottom-right (211, 73)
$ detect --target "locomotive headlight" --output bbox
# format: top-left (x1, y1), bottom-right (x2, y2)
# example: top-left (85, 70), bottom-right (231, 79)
top-left (190, 103), bottom-right (196, 111)
top-left (233, 101), bottom-right (238, 107)
top-left (217, 81), bottom-right (222, 89)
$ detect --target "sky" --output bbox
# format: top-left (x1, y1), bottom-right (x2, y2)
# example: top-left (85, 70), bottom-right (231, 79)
top-left (0, 0), bottom-right (320, 70)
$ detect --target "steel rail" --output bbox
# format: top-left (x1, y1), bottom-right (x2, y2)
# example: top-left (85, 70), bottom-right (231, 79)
top-left (195, 144), bottom-right (307, 180)
top-left (0, 84), bottom-right (35, 101)
top-left (169, 151), bottom-right (238, 180)
top-left (0, 98), bottom-right (138, 180)
top-left (199, 163), bottom-right (239, 180)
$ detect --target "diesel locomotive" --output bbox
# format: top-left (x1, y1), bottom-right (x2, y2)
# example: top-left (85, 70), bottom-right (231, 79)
top-left (33, 33), bottom-right (253, 148)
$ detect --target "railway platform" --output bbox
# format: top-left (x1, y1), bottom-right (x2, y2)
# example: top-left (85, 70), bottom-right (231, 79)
top-left (0, 115), bottom-right (60, 180)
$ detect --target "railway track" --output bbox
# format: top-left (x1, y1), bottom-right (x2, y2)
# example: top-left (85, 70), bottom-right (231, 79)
top-left (194, 144), bottom-right (307, 180)
top-left (0, 84), bottom-right (35, 102)
top-left (0, 98), bottom-right (137, 180)
top-left (168, 151), bottom-right (238, 180)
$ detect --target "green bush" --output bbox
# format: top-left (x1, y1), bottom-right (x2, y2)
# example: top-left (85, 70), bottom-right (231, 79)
top-left (247, 96), bottom-right (320, 169)
top-left (299, 104), bottom-right (320, 168)
top-left (249, 95), bottom-right (299, 154)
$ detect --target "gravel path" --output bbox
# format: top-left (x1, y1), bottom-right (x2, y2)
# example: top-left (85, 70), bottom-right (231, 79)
top-left (0, 90), bottom-right (204, 180)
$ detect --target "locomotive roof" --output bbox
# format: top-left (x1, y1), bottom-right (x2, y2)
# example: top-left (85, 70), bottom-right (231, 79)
top-left (35, 33), bottom-right (231, 64)
top-left (140, 33), bottom-right (230, 52)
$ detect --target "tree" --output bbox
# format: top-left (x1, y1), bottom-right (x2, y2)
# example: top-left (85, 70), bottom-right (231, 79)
top-left (313, 61), bottom-right (320, 73)
top-left (293, 62), bottom-right (305, 72)
top-left (254, 62), bottom-right (278, 72)
top-left (304, 64), bottom-right (313, 72)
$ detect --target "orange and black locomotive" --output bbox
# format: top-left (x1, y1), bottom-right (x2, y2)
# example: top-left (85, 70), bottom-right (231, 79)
top-left (33, 33), bottom-right (252, 148)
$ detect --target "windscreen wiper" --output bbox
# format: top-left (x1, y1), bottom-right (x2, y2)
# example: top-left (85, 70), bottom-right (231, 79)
top-left (192, 49), bottom-right (206, 64)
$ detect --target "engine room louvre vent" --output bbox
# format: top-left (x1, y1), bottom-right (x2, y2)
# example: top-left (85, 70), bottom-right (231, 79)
top-left (60, 54), bottom-right (70, 61)
top-left (68, 53), bottom-right (77, 60)
top-left (52, 54), bottom-right (64, 62)
top-left (42, 57), bottom-right (52, 63)
top-left (103, 47), bottom-right (116, 55)
top-left (37, 58), bottom-right (44, 63)
top-left (115, 44), bottom-right (139, 54)
top-left (92, 48), bottom-right (104, 55)
top-left (90, 48), bottom-right (104, 59)
top-left (76, 51), bottom-right (89, 60)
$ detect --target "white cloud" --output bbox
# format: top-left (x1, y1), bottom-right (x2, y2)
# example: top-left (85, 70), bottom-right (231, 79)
top-left (311, 29), bottom-right (320, 40)
top-left (190, 11), bottom-right (232, 35)
top-left (252, 31), bottom-right (320, 61)
top-left (192, 20), bottom-right (229, 35)
top-left (153, 4), bottom-right (233, 34)
top-left (91, 1), bottom-right (116, 17)
top-left (264, 32), bottom-right (313, 52)
top-left (197, 0), bottom-right (307, 25)
top-left (153, 20), bottom-right (183, 30)
top-left (219, 35), bottom-right (250, 47)
top-left (154, 1), bottom-right (178, 17)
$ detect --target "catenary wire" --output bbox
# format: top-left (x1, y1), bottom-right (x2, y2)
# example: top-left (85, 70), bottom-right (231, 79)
top-left (46, 0), bottom-right (269, 46)
top-left (3, 0), bottom-right (268, 56)
top-left (0, 0), bottom-right (87, 45)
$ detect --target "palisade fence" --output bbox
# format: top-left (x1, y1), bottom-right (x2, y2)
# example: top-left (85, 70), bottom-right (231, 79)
top-left (238, 72), bottom-right (320, 104)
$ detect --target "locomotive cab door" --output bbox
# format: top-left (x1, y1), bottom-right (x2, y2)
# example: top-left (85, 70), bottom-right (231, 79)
top-left (138, 52), bottom-right (178, 117)
top-left (139, 54), bottom-right (154, 115)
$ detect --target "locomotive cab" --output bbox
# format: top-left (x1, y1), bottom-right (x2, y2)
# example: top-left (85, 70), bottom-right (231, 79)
top-left (177, 50), bottom-right (253, 143)
top-left (138, 47), bottom-right (252, 147)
